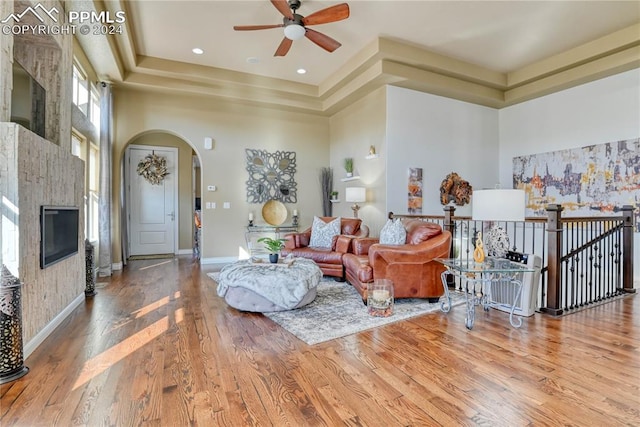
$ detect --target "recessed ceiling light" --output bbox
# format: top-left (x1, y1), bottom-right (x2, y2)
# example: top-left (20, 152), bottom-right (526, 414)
top-left (297, 68), bottom-right (307, 74)
top-left (192, 48), bottom-right (204, 55)
top-left (246, 57), bottom-right (260, 64)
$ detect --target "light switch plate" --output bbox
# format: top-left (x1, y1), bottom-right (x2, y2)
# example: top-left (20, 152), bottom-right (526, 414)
top-left (207, 185), bottom-right (216, 191)
top-left (223, 202), bottom-right (230, 209)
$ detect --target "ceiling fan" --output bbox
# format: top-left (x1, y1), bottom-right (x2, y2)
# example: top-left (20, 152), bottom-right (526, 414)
top-left (233, 0), bottom-right (350, 57)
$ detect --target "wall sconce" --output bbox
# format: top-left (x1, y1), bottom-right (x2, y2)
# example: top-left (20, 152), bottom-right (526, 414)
top-left (346, 187), bottom-right (366, 218)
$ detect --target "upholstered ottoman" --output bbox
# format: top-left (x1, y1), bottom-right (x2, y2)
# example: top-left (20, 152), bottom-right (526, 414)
top-left (216, 258), bottom-right (322, 312)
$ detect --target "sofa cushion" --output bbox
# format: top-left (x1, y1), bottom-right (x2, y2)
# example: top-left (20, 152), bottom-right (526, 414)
top-left (379, 218), bottom-right (406, 245)
top-left (404, 220), bottom-right (443, 245)
top-left (283, 247), bottom-right (344, 265)
top-left (309, 216), bottom-right (341, 248)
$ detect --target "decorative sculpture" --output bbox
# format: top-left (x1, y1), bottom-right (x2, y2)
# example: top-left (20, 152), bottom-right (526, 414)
top-left (439, 172), bottom-right (472, 206)
top-left (473, 232), bottom-right (485, 263)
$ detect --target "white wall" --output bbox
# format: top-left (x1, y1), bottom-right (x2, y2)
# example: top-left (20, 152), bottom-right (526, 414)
top-left (330, 87), bottom-right (387, 236)
top-left (386, 86), bottom-right (499, 217)
top-left (499, 69), bottom-right (640, 186)
top-left (499, 69), bottom-right (640, 285)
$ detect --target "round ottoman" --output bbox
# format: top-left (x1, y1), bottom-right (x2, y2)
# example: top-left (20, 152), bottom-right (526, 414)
top-left (216, 258), bottom-right (322, 312)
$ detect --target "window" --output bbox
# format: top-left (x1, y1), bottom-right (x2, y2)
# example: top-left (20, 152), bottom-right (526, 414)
top-left (72, 63), bottom-right (89, 115)
top-left (90, 86), bottom-right (100, 129)
top-left (71, 130), bottom-right (100, 243)
top-left (88, 142), bottom-right (100, 242)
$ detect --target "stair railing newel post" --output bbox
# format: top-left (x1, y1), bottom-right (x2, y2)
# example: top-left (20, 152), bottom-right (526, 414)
top-left (542, 204), bottom-right (563, 316)
top-left (621, 205), bottom-right (636, 293)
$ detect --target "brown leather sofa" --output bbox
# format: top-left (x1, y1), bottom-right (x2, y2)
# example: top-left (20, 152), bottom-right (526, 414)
top-left (281, 217), bottom-right (369, 280)
top-left (343, 219), bottom-right (451, 301)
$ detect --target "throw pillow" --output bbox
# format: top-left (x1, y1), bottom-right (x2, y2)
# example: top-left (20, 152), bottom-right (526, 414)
top-left (379, 218), bottom-right (406, 245)
top-left (309, 216), bottom-right (341, 248)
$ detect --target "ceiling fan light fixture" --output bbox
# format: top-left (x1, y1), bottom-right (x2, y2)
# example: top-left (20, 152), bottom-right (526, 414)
top-left (284, 24), bottom-right (305, 40)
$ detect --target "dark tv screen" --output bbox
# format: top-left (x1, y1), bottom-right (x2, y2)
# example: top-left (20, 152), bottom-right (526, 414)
top-left (40, 206), bottom-right (79, 269)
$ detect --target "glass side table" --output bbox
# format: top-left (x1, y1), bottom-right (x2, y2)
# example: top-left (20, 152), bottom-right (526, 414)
top-left (436, 258), bottom-right (539, 330)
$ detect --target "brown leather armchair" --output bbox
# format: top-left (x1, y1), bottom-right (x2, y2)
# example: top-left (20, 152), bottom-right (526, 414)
top-left (343, 220), bottom-right (451, 301)
top-left (281, 217), bottom-right (369, 280)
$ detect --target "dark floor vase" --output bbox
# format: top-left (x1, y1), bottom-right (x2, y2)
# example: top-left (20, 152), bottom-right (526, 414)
top-left (269, 254), bottom-right (279, 264)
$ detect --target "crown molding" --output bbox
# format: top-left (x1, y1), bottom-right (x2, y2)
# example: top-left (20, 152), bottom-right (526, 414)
top-left (80, 3), bottom-right (640, 114)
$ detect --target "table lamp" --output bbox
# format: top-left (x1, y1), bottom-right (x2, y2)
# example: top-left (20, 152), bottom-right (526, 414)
top-left (345, 187), bottom-right (366, 218)
top-left (472, 189), bottom-right (525, 260)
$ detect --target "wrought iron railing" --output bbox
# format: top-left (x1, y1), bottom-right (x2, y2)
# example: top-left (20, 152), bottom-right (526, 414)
top-left (389, 204), bottom-right (636, 315)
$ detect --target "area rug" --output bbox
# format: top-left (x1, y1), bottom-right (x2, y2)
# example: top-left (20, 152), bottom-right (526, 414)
top-left (208, 273), bottom-right (465, 345)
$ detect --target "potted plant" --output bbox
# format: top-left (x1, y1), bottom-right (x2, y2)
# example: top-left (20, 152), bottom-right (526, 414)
top-left (330, 191), bottom-right (339, 201)
top-left (257, 237), bottom-right (286, 263)
top-left (344, 157), bottom-right (354, 177)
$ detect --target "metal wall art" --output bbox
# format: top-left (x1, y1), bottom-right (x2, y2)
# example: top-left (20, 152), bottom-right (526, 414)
top-left (245, 149), bottom-right (297, 203)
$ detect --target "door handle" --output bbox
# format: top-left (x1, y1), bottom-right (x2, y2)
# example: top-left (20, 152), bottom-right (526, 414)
top-left (167, 212), bottom-right (175, 221)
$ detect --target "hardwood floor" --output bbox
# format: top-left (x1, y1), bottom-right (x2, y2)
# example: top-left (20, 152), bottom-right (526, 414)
top-left (2, 256), bottom-right (639, 426)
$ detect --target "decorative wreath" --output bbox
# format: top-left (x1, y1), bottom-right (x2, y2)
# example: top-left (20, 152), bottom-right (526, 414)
top-left (137, 153), bottom-right (169, 185)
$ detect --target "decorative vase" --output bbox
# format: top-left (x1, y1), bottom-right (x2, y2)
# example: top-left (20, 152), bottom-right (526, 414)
top-left (269, 253), bottom-right (279, 264)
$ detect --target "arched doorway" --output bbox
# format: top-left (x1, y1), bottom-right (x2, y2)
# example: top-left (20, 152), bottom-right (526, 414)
top-left (122, 131), bottom-right (201, 259)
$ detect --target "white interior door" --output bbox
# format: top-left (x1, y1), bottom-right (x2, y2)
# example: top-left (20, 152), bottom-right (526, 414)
top-left (127, 146), bottom-right (177, 256)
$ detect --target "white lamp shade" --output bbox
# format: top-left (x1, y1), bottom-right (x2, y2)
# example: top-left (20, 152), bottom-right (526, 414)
top-left (284, 24), bottom-right (305, 40)
top-left (345, 187), bottom-right (366, 203)
top-left (472, 189), bottom-right (525, 221)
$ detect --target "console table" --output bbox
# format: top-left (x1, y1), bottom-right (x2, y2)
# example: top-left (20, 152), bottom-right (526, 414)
top-left (436, 258), bottom-right (539, 330)
top-left (245, 224), bottom-right (298, 257)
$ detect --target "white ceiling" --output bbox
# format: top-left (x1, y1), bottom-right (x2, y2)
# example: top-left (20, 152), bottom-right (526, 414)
top-left (126, 0), bottom-right (640, 86)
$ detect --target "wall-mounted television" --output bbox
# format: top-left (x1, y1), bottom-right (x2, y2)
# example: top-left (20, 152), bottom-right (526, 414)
top-left (40, 206), bottom-right (79, 269)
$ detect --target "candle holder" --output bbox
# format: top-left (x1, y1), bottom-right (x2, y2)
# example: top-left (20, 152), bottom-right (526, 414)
top-left (292, 214), bottom-right (298, 227)
top-left (248, 220), bottom-right (254, 227)
top-left (367, 279), bottom-right (394, 317)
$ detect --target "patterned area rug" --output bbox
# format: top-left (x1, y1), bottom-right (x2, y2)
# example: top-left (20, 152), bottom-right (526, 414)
top-left (208, 273), bottom-right (465, 345)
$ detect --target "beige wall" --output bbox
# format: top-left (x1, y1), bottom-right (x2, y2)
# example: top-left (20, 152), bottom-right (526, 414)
top-left (329, 87), bottom-right (388, 236)
top-left (129, 133), bottom-right (195, 251)
top-left (112, 88), bottom-right (330, 262)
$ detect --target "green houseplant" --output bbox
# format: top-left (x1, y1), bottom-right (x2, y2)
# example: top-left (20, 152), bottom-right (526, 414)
top-left (257, 237), bottom-right (286, 263)
top-left (344, 157), bottom-right (354, 177)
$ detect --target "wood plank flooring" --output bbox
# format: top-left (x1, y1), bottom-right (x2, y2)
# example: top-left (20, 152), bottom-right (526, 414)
top-left (1, 256), bottom-right (639, 426)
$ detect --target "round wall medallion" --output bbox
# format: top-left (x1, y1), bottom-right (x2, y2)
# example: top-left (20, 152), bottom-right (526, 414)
top-left (262, 200), bottom-right (287, 225)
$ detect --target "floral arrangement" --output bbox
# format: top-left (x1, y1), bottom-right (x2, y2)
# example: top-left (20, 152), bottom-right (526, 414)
top-left (137, 153), bottom-right (169, 185)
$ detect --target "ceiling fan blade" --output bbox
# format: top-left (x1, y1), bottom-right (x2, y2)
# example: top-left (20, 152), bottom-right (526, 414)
top-left (271, 0), bottom-right (294, 19)
top-left (305, 28), bottom-right (341, 53)
top-left (274, 37), bottom-right (293, 56)
top-left (302, 3), bottom-right (349, 26)
top-left (233, 24), bottom-right (283, 31)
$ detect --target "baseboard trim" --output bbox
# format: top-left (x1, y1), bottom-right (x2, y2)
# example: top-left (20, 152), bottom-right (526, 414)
top-left (200, 256), bottom-right (238, 265)
top-left (23, 293), bottom-right (85, 359)
top-left (112, 262), bottom-right (123, 271)
top-left (177, 249), bottom-right (192, 255)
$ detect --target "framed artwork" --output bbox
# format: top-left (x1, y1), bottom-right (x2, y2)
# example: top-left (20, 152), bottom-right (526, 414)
top-left (408, 167), bottom-right (423, 214)
top-left (513, 138), bottom-right (639, 231)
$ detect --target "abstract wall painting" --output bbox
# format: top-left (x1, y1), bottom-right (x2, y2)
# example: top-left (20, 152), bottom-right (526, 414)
top-left (408, 167), bottom-right (423, 214)
top-left (513, 138), bottom-right (639, 231)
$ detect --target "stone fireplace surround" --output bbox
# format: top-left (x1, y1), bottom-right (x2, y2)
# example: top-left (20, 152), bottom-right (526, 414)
top-left (1, 0), bottom-right (86, 357)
